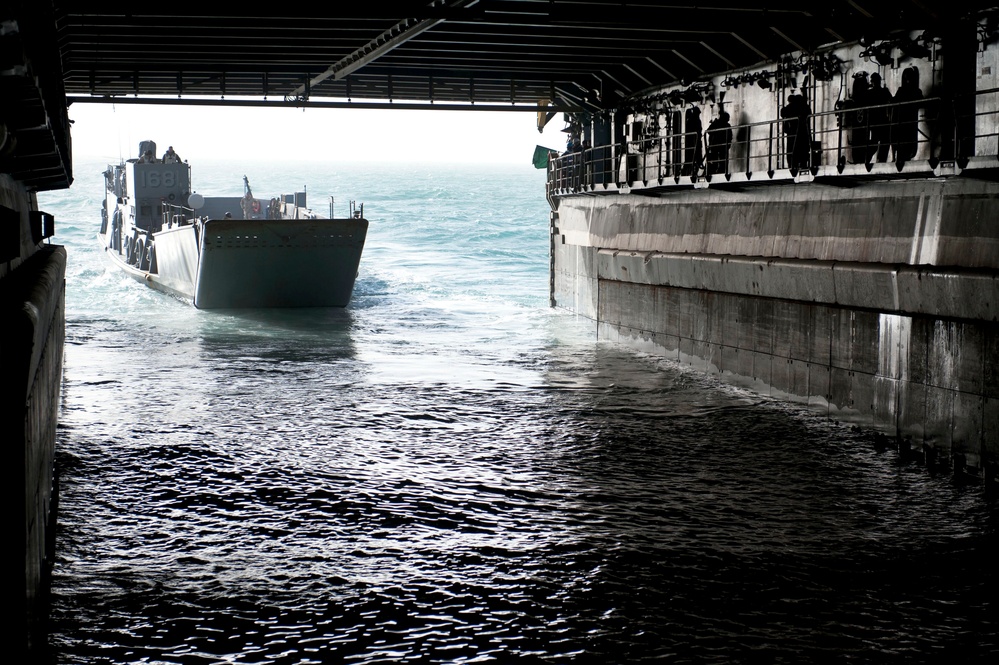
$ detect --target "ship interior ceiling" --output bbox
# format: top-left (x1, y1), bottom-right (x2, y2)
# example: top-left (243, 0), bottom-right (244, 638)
top-left (7, 0), bottom-right (990, 190)
top-left (3, 1), bottom-right (997, 193)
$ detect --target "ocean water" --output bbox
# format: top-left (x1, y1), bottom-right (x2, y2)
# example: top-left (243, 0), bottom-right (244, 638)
top-left (37, 158), bottom-right (997, 664)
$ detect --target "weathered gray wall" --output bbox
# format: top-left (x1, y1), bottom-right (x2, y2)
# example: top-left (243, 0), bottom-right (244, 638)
top-left (555, 178), bottom-right (999, 269)
top-left (595, 280), bottom-right (997, 474)
top-left (551, 176), bottom-right (999, 480)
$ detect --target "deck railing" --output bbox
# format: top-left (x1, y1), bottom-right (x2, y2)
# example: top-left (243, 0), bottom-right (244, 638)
top-left (161, 202), bottom-right (196, 228)
top-left (549, 90), bottom-right (995, 197)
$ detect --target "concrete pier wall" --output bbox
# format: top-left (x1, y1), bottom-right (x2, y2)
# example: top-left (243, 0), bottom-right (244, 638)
top-left (555, 178), bottom-right (999, 269)
top-left (551, 176), bottom-right (999, 480)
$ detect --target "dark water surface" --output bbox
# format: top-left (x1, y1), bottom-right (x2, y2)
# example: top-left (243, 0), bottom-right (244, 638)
top-left (41, 161), bottom-right (997, 664)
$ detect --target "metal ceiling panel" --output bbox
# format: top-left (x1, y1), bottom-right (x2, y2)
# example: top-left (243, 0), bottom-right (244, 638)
top-left (52, 1), bottom-right (992, 112)
top-left (3, 0), bottom-right (994, 190)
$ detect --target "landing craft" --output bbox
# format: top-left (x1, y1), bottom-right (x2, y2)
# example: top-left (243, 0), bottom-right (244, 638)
top-left (100, 141), bottom-right (367, 308)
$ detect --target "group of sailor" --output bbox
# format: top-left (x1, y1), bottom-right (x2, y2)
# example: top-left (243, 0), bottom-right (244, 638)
top-left (234, 195), bottom-right (284, 220)
top-left (137, 145), bottom-right (183, 164)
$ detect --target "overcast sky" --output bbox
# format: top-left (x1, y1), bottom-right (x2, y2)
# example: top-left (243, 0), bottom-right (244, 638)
top-left (67, 100), bottom-right (569, 165)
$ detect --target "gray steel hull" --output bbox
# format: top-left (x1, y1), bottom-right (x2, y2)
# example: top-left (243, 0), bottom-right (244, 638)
top-left (194, 218), bottom-right (367, 308)
top-left (99, 217), bottom-right (367, 308)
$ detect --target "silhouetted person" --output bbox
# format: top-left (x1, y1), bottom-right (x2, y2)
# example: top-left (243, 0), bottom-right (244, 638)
top-left (683, 106), bottom-right (703, 176)
top-left (781, 93), bottom-right (813, 173)
top-left (848, 73), bottom-right (870, 164)
top-left (706, 111), bottom-right (733, 175)
top-left (666, 109), bottom-right (683, 177)
top-left (562, 134), bottom-right (578, 190)
top-left (891, 66), bottom-right (923, 164)
top-left (867, 72), bottom-right (892, 162)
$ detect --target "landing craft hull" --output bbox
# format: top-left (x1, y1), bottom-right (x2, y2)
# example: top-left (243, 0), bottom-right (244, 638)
top-left (100, 150), bottom-right (368, 309)
top-left (98, 230), bottom-right (198, 303)
top-left (99, 217), bottom-right (367, 308)
top-left (194, 218), bottom-right (368, 308)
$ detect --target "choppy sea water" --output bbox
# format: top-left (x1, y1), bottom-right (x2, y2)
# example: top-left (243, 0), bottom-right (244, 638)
top-left (37, 158), bottom-right (997, 664)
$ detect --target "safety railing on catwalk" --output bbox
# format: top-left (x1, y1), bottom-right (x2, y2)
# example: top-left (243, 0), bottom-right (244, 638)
top-left (548, 88), bottom-right (999, 197)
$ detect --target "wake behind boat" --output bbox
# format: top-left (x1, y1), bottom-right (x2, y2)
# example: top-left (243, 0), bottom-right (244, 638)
top-left (99, 141), bottom-right (367, 308)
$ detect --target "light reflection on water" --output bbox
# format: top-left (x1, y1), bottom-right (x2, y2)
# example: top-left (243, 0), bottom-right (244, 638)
top-left (41, 160), bottom-right (997, 663)
top-left (49, 307), bottom-right (997, 664)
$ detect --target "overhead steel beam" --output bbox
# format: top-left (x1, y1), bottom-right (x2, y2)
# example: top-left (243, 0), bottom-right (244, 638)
top-left (53, 2), bottom-right (998, 108)
top-left (287, 0), bottom-right (482, 100)
top-left (287, 17), bottom-right (444, 99)
top-left (65, 94), bottom-right (585, 113)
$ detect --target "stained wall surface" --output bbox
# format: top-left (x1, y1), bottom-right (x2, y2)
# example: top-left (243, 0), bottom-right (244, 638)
top-left (551, 177), bottom-right (999, 479)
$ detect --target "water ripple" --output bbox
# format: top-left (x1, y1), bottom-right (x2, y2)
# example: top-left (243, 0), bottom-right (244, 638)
top-left (42, 162), bottom-right (997, 664)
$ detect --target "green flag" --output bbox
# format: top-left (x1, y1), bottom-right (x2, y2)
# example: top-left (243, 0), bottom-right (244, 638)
top-left (532, 145), bottom-right (553, 169)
